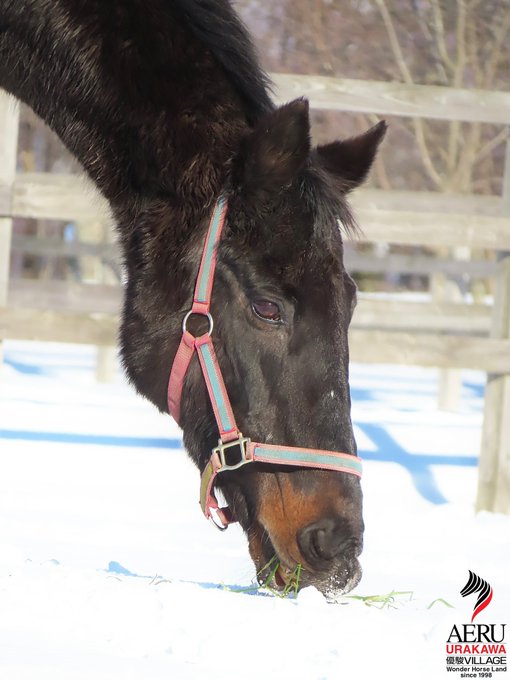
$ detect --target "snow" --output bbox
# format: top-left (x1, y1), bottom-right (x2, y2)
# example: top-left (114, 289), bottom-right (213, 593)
top-left (0, 340), bottom-right (509, 680)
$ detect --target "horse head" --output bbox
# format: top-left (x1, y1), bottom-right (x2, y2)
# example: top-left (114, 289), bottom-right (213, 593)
top-left (175, 99), bottom-right (386, 596)
top-left (0, 0), bottom-right (385, 597)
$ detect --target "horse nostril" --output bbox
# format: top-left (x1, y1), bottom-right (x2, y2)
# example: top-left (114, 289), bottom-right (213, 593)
top-left (297, 518), bottom-right (358, 567)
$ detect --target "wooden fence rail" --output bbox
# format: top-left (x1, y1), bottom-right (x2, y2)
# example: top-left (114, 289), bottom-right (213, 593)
top-left (4, 279), bottom-right (493, 334)
top-left (4, 173), bottom-right (510, 250)
top-left (271, 73), bottom-right (510, 124)
top-left (11, 234), bottom-right (119, 260)
top-left (344, 251), bottom-right (498, 278)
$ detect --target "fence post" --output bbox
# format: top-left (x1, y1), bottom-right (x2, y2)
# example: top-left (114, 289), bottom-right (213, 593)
top-left (434, 272), bottom-right (463, 411)
top-left (476, 131), bottom-right (510, 515)
top-left (76, 218), bottom-right (117, 382)
top-left (0, 91), bottom-right (20, 367)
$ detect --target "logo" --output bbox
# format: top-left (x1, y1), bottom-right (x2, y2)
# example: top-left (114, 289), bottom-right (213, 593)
top-left (444, 571), bottom-right (507, 677)
top-left (461, 570), bottom-right (494, 623)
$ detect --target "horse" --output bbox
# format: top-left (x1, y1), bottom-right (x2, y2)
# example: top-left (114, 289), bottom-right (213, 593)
top-left (0, 0), bottom-right (386, 596)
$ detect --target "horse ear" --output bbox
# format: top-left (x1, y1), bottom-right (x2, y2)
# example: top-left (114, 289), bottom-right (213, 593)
top-left (237, 98), bottom-right (311, 198)
top-left (316, 121), bottom-right (387, 192)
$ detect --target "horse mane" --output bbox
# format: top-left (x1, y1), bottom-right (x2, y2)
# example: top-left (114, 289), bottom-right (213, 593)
top-left (169, 0), bottom-right (274, 124)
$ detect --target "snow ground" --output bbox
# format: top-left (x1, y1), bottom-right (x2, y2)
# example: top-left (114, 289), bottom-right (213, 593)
top-left (0, 340), bottom-right (508, 680)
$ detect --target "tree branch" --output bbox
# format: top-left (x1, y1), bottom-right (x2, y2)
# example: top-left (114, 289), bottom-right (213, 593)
top-left (466, 15), bottom-right (483, 88)
top-left (485, 9), bottom-right (510, 88)
top-left (309, 0), bottom-right (335, 75)
top-left (475, 127), bottom-right (509, 164)
top-left (374, 0), bottom-right (443, 188)
top-left (454, 121), bottom-right (481, 192)
top-left (446, 0), bottom-right (467, 177)
top-left (414, 0), bottom-right (449, 84)
top-left (430, 0), bottom-right (455, 73)
top-left (374, 0), bottom-right (413, 84)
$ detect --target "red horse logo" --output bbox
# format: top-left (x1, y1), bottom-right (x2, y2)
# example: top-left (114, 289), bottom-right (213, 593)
top-left (460, 571), bottom-right (493, 622)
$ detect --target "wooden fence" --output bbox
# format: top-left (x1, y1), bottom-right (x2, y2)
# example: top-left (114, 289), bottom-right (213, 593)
top-left (1, 74), bottom-right (509, 514)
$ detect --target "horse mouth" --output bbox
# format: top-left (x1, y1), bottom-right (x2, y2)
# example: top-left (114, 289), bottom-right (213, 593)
top-left (249, 522), bottom-right (362, 598)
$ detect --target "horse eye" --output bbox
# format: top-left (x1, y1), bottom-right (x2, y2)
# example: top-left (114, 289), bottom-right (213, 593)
top-left (251, 298), bottom-right (282, 323)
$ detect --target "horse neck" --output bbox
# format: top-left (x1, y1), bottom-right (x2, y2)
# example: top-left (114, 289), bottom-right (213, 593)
top-left (0, 1), bottom-right (251, 221)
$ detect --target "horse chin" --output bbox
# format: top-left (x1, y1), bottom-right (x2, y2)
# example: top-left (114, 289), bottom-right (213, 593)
top-left (317, 560), bottom-right (363, 601)
top-left (247, 521), bottom-right (362, 598)
top-left (279, 557), bottom-right (362, 599)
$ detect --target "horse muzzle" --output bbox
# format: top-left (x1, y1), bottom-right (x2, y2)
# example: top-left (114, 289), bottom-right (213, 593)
top-left (248, 510), bottom-right (363, 597)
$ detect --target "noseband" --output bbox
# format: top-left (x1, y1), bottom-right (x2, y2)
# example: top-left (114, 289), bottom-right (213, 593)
top-left (167, 196), bottom-right (362, 530)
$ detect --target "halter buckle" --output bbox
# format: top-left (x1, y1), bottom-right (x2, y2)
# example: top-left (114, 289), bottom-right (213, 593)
top-left (214, 434), bottom-right (252, 472)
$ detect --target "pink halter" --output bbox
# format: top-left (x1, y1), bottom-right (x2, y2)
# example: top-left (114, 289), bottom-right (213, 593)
top-left (167, 196), bottom-right (362, 529)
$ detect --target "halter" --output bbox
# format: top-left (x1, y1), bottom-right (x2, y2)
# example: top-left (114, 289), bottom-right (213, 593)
top-left (167, 195), bottom-right (362, 530)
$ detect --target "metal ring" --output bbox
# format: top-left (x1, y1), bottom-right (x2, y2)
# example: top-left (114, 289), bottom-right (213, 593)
top-left (182, 310), bottom-right (214, 336)
top-left (209, 512), bottom-right (228, 531)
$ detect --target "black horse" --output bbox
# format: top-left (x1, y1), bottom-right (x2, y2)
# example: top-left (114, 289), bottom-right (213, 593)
top-left (0, 0), bottom-right (386, 596)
